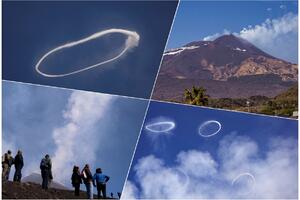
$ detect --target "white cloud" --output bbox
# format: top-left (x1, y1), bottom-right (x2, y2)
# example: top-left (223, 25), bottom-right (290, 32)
top-left (123, 134), bottom-right (297, 199)
top-left (267, 8), bottom-right (272, 12)
top-left (51, 91), bottom-right (114, 183)
top-left (176, 150), bottom-right (217, 178)
top-left (122, 181), bottom-right (139, 199)
top-left (238, 13), bottom-right (298, 63)
top-left (202, 13), bottom-right (298, 63)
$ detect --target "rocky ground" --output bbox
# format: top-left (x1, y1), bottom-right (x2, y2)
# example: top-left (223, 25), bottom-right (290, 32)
top-left (2, 181), bottom-right (114, 199)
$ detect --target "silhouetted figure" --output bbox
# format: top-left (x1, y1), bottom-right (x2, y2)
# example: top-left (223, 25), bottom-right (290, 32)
top-left (117, 192), bottom-right (121, 199)
top-left (71, 166), bottom-right (82, 196)
top-left (40, 154), bottom-right (52, 190)
top-left (110, 192), bottom-right (114, 198)
top-left (81, 164), bottom-right (93, 199)
top-left (93, 168), bottom-right (110, 199)
top-left (13, 150), bottom-right (24, 182)
top-left (2, 150), bottom-right (14, 181)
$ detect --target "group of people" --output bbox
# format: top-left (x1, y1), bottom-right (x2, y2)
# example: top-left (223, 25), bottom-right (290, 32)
top-left (2, 150), bottom-right (24, 182)
top-left (2, 150), bottom-right (112, 199)
top-left (72, 164), bottom-right (110, 199)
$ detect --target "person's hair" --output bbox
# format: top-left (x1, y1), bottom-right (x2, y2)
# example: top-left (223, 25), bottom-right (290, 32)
top-left (85, 164), bottom-right (89, 169)
top-left (17, 150), bottom-right (22, 155)
top-left (7, 150), bottom-right (11, 154)
top-left (96, 168), bottom-right (102, 173)
top-left (45, 154), bottom-right (49, 158)
top-left (73, 166), bottom-right (79, 173)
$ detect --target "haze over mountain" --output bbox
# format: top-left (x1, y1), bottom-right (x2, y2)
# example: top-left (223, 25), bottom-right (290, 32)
top-left (22, 173), bottom-right (69, 190)
top-left (153, 34), bottom-right (297, 101)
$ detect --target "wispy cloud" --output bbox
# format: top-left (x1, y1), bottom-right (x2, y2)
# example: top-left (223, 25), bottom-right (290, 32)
top-left (123, 134), bottom-right (297, 199)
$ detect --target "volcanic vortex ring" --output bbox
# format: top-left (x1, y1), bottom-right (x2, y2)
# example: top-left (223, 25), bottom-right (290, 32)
top-left (232, 172), bottom-right (256, 194)
top-left (145, 121), bottom-right (176, 133)
top-left (198, 120), bottom-right (222, 137)
top-left (35, 28), bottom-right (140, 77)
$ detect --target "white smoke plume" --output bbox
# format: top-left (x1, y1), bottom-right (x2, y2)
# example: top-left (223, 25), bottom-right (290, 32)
top-left (51, 90), bottom-right (113, 183)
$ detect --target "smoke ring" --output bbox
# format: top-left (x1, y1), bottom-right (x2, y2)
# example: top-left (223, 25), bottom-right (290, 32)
top-left (35, 28), bottom-right (140, 77)
top-left (145, 121), bottom-right (175, 133)
top-left (232, 172), bottom-right (256, 195)
top-left (198, 120), bottom-right (221, 137)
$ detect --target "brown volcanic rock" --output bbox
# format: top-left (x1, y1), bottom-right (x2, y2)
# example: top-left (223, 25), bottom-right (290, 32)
top-left (2, 181), bottom-right (88, 199)
top-left (154, 34), bottom-right (297, 100)
top-left (234, 56), bottom-right (297, 81)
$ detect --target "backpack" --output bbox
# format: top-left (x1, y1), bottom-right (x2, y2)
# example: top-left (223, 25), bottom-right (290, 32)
top-left (40, 159), bottom-right (47, 170)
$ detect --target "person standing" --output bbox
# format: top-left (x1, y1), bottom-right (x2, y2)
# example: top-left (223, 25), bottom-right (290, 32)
top-left (40, 154), bottom-right (52, 190)
top-left (81, 164), bottom-right (93, 199)
top-left (71, 166), bottom-right (82, 196)
top-left (93, 168), bottom-right (110, 199)
top-left (2, 150), bottom-right (14, 181)
top-left (13, 150), bottom-right (24, 182)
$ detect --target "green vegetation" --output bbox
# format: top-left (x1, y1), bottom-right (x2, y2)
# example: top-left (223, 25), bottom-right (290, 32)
top-left (259, 85), bottom-right (298, 117)
top-left (184, 86), bottom-right (209, 106)
top-left (182, 85), bottom-right (298, 118)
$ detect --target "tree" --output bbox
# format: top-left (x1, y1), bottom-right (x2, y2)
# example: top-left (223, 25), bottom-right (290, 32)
top-left (184, 86), bottom-right (210, 106)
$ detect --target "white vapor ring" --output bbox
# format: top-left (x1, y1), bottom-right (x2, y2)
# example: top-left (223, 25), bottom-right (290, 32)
top-left (35, 28), bottom-right (140, 77)
top-left (145, 121), bottom-right (175, 133)
top-left (232, 172), bottom-right (256, 193)
top-left (198, 120), bottom-right (222, 137)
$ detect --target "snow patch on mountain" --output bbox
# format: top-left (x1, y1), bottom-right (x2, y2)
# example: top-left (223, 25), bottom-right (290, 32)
top-left (164, 45), bottom-right (200, 56)
top-left (233, 47), bottom-right (247, 52)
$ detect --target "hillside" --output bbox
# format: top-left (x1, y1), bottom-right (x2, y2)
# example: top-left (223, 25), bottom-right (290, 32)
top-left (2, 181), bottom-right (115, 199)
top-left (153, 34), bottom-right (297, 100)
top-left (207, 84), bottom-right (297, 118)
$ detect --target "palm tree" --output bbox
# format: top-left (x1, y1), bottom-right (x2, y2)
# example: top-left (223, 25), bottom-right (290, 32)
top-left (184, 86), bottom-right (210, 106)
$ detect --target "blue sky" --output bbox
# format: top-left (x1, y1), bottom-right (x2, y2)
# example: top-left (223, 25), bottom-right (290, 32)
top-left (167, 1), bottom-right (298, 63)
top-left (3, 1), bottom-right (177, 99)
top-left (2, 81), bottom-right (148, 195)
top-left (124, 101), bottom-right (298, 199)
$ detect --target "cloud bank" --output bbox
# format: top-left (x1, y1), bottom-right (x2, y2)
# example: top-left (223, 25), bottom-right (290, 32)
top-left (123, 134), bottom-right (297, 199)
top-left (203, 13), bottom-right (298, 63)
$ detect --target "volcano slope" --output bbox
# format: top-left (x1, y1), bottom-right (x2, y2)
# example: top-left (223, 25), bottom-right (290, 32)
top-left (2, 181), bottom-right (114, 199)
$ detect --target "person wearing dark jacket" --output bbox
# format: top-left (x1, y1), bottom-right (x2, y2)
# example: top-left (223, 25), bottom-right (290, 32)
top-left (93, 168), bottom-right (110, 199)
top-left (13, 150), bottom-right (24, 182)
top-left (81, 164), bottom-right (93, 199)
top-left (40, 154), bottom-right (52, 190)
top-left (71, 166), bottom-right (82, 196)
top-left (2, 150), bottom-right (14, 181)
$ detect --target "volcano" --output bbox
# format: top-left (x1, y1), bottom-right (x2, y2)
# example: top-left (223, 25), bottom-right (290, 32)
top-left (153, 34), bottom-right (297, 101)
